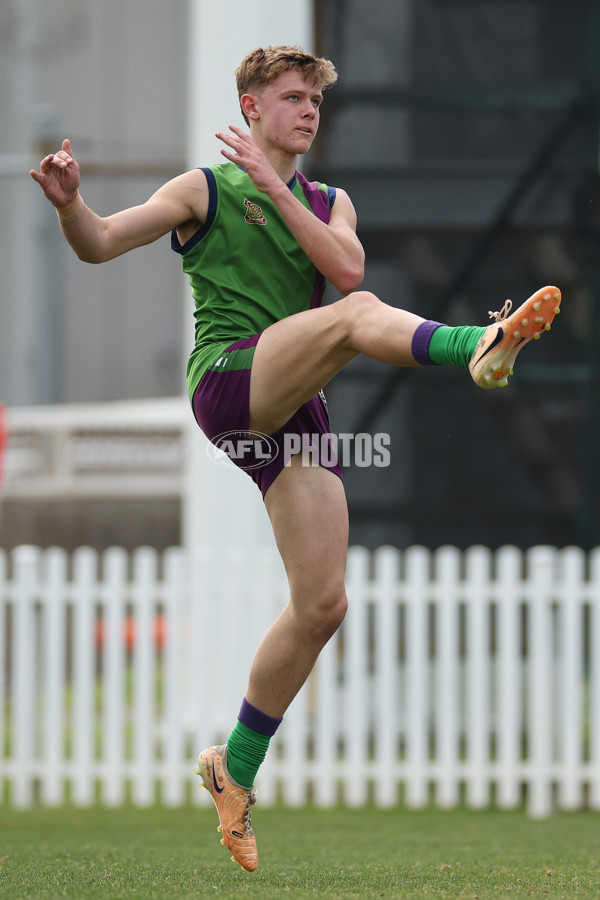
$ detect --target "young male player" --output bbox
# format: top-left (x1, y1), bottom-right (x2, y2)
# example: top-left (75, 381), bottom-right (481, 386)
top-left (31, 45), bottom-right (561, 871)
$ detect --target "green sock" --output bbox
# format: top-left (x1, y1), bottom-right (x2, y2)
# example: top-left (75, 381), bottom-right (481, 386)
top-left (226, 721), bottom-right (271, 788)
top-left (428, 324), bottom-right (486, 369)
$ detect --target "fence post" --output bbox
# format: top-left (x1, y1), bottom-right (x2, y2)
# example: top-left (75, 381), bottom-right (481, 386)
top-left (434, 546), bottom-right (461, 808)
top-left (12, 545), bottom-right (39, 808)
top-left (313, 567), bottom-right (340, 808)
top-left (527, 546), bottom-right (555, 817)
top-left (344, 546), bottom-right (370, 807)
top-left (373, 546), bottom-right (401, 807)
top-left (495, 545), bottom-right (522, 809)
top-left (161, 547), bottom-right (185, 807)
top-left (0, 549), bottom-right (6, 790)
top-left (101, 546), bottom-right (128, 806)
top-left (464, 546), bottom-right (492, 809)
top-left (41, 547), bottom-right (68, 805)
top-left (404, 545), bottom-right (430, 808)
top-left (72, 547), bottom-right (97, 806)
top-left (558, 546), bottom-right (585, 809)
top-left (590, 546), bottom-right (600, 810)
top-left (131, 547), bottom-right (157, 807)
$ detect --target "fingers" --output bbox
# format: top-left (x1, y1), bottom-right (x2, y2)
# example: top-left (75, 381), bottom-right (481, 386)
top-left (215, 132), bottom-right (247, 166)
top-left (227, 124), bottom-right (250, 140)
top-left (30, 139), bottom-right (79, 194)
top-left (34, 148), bottom-right (74, 179)
top-left (216, 125), bottom-right (252, 148)
top-left (219, 148), bottom-right (237, 164)
top-left (40, 153), bottom-right (57, 171)
top-left (215, 130), bottom-right (241, 151)
top-left (51, 149), bottom-right (73, 169)
top-left (37, 140), bottom-right (75, 171)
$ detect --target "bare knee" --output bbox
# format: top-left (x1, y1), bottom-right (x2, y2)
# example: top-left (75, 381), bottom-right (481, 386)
top-left (297, 583), bottom-right (348, 646)
top-left (343, 291), bottom-right (382, 343)
top-left (345, 290), bottom-right (381, 314)
top-left (320, 588), bottom-right (348, 638)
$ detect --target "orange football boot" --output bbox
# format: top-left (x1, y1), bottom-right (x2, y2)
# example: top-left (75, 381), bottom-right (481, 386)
top-left (469, 286), bottom-right (561, 389)
top-left (195, 745), bottom-right (258, 872)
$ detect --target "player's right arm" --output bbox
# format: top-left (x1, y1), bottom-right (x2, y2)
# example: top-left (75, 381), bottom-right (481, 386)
top-left (30, 139), bottom-right (208, 263)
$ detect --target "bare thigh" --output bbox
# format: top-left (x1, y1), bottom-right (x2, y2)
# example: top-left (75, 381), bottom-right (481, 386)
top-left (249, 291), bottom-right (423, 435)
top-left (249, 299), bottom-right (358, 435)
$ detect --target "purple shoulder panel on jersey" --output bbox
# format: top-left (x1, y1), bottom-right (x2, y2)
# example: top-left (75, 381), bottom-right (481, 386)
top-left (295, 171), bottom-right (335, 309)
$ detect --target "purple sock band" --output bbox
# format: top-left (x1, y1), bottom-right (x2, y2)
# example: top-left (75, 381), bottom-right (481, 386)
top-left (411, 320), bottom-right (444, 366)
top-left (238, 698), bottom-right (283, 737)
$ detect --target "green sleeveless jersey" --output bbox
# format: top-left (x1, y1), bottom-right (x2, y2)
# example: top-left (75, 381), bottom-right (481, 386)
top-left (171, 162), bottom-right (335, 398)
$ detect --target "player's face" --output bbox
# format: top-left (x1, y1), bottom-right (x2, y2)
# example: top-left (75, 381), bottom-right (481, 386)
top-left (255, 70), bottom-right (323, 155)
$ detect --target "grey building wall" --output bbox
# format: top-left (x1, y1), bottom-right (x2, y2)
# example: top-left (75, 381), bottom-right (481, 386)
top-left (312, 0), bottom-right (597, 551)
top-left (0, 0), bottom-right (190, 407)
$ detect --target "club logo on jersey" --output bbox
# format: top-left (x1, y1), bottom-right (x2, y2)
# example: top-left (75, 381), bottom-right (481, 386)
top-left (243, 198), bottom-right (267, 225)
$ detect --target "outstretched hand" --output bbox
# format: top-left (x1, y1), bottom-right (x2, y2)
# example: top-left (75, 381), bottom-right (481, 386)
top-left (30, 138), bottom-right (80, 209)
top-left (216, 125), bottom-right (279, 194)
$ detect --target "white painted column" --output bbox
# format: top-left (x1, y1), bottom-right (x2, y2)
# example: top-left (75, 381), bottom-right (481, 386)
top-left (181, 2), bottom-right (312, 735)
top-left (181, 0), bottom-right (314, 556)
top-left (10, 0), bottom-right (38, 405)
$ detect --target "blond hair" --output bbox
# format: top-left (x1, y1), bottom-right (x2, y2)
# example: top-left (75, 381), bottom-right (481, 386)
top-left (236, 45), bottom-right (338, 124)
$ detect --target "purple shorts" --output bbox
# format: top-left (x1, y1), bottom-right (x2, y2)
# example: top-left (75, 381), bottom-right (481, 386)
top-left (192, 333), bottom-right (343, 498)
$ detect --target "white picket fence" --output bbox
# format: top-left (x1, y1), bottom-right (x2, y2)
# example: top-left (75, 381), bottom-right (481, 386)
top-left (1, 543), bottom-right (600, 817)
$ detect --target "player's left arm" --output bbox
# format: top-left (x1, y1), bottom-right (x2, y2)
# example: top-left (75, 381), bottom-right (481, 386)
top-left (319, 188), bottom-right (365, 293)
top-left (217, 126), bottom-right (365, 295)
top-left (264, 181), bottom-right (365, 296)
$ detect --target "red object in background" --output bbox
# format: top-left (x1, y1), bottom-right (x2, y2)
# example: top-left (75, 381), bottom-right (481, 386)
top-left (95, 613), bottom-right (166, 652)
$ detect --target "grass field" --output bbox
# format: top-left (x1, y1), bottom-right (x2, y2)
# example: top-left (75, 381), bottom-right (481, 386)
top-left (0, 804), bottom-right (598, 899)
